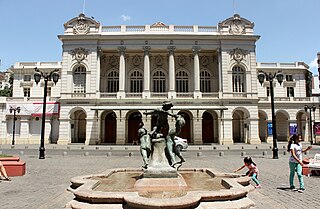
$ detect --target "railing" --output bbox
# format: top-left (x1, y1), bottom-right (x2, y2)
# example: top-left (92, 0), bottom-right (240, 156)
top-left (176, 93), bottom-right (194, 98)
top-left (101, 25), bottom-right (218, 33)
top-left (202, 92), bottom-right (219, 98)
top-left (100, 93), bottom-right (117, 98)
top-left (150, 92), bottom-right (167, 98)
top-left (125, 93), bottom-right (142, 98)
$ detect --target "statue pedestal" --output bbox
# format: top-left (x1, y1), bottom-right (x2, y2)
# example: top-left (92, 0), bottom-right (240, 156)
top-left (143, 138), bottom-right (177, 178)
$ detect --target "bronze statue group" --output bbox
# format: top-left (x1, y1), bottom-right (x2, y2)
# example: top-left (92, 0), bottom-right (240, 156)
top-left (138, 101), bottom-right (185, 169)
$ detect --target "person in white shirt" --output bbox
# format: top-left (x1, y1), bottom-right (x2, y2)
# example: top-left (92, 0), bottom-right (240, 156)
top-left (287, 134), bottom-right (312, 193)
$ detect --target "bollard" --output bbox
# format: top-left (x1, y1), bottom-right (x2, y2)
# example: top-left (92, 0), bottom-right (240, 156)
top-left (198, 147), bottom-right (202, 150)
top-left (81, 146), bottom-right (85, 150)
top-left (106, 152), bottom-right (112, 157)
top-left (227, 146), bottom-right (230, 150)
top-left (269, 146), bottom-right (272, 149)
top-left (219, 151), bottom-right (224, 157)
top-left (84, 152), bottom-right (89, 156)
top-left (262, 151), bottom-right (267, 156)
top-left (128, 152), bottom-right (133, 157)
top-left (110, 147), bottom-right (113, 150)
top-left (283, 151), bottom-right (287, 155)
top-left (197, 152), bottom-right (202, 157)
top-left (25, 146), bottom-right (28, 149)
top-left (125, 147), bottom-right (128, 150)
top-left (62, 151), bottom-right (67, 156)
top-left (19, 151), bottom-right (24, 156)
top-left (241, 151), bottom-right (246, 157)
top-left (96, 147), bottom-right (99, 150)
top-left (11, 145), bottom-right (15, 149)
top-left (282, 145), bottom-right (286, 149)
top-left (241, 146), bottom-right (244, 150)
top-left (255, 146), bottom-right (259, 149)
top-left (67, 146), bottom-right (70, 150)
top-left (213, 146), bottom-right (217, 150)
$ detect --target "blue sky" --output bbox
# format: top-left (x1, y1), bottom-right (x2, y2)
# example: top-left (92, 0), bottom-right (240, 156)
top-left (0, 0), bottom-right (319, 74)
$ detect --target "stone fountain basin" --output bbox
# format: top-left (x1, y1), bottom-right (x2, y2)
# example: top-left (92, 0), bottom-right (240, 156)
top-left (68, 168), bottom-right (254, 209)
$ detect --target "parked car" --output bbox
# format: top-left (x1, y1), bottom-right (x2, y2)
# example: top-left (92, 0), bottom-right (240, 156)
top-left (174, 136), bottom-right (188, 151)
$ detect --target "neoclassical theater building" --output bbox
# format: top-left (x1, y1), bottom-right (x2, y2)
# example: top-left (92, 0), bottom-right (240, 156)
top-left (0, 14), bottom-right (319, 145)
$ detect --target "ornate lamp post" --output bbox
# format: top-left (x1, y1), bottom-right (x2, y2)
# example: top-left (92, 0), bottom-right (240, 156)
top-left (34, 68), bottom-right (59, 159)
top-left (9, 106), bottom-right (21, 146)
top-left (304, 105), bottom-right (316, 145)
top-left (258, 71), bottom-right (283, 159)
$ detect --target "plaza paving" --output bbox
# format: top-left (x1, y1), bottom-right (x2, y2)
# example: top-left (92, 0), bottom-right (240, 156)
top-left (0, 143), bottom-right (320, 209)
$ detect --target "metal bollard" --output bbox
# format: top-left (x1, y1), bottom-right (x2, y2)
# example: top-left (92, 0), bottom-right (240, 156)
top-left (241, 151), bottom-right (246, 157)
top-left (84, 152), bottom-right (89, 156)
top-left (197, 152), bottom-right (202, 157)
top-left (106, 152), bottom-right (112, 157)
top-left (128, 152), bottom-right (134, 157)
top-left (62, 151), bottom-right (67, 156)
top-left (19, 151), bottom-right (24, 156)
top-left (219, 151), bottom-right (224, 157)
top-left (262, 151), bottom-right (267, 156)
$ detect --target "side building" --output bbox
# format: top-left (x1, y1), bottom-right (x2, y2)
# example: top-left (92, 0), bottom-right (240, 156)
top-left (0, 14), bottom-right (319, 145)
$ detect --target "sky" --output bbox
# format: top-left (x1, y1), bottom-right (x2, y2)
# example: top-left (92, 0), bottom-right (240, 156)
top-left (0, 0), bottom-right (319, 74)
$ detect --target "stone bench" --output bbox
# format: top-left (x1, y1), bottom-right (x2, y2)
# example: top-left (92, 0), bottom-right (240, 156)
top-left (0, 157), bottom-right (26, 177)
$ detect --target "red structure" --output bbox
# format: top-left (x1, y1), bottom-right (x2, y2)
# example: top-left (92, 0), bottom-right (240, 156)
top-left (0, 157), bottom-right (26, 177)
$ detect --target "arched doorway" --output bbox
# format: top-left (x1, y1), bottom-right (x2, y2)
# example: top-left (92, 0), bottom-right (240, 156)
top-left (202, 111), bottom-right (214, 144)
top-left (258, 111), bottom-right (268, 142)
top-left (276, 111), bottom-right (289, 141)
top-left (127, 112), bottom-right (142, 144)
top-left (232, 110), bottom-right (247, 143)
top-left (71, 110), bottom-right (86, 143)
top-left (104, 112), bottom-right (116, 144)
top-left (296, 111), bottom-right (307, 141)
top-left (177, 112), bottom-right (191, 143)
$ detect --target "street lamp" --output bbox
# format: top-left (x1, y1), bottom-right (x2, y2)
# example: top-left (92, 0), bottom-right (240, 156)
top-left (9, 106), bottom-right (21, 146)
top-left (34, 68), bottom-right (59, 159)
top-left (304, 105), bottom-right (316, 145)
top-left (258, 71), bottom-right (283, 159)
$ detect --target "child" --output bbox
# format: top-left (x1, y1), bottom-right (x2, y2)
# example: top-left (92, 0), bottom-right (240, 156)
top-left (234, 156), bottom-right (261, 188)
top-left (287, 134), bottom-right (312, 193)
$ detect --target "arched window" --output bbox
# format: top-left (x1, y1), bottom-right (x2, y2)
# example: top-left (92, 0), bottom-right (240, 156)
top-left (153, 70), bottom-right (166, 92)
top-left (232, 66), bottom-right (245, 92)
top-left (200, 70), bottom-right (211, 92)
top-left (107, 71), bottom-right (119, 93)
top-left (73, 66), bottom-right (86, 93)
top-left (176, 71), bottom-right (189, 92)
top-left (130, 70), bottom-right (143, 93)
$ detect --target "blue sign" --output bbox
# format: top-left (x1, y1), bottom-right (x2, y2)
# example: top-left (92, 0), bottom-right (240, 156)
top-left (268, 122), bottom-right (273, 136)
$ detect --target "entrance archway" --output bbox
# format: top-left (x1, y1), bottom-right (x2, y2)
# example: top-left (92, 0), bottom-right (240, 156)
top-left (127, 112), bottom-right (142, 144)
top-left (177, 111), bottom-right (191, 143)
top-left (202, 111), bottom-right (213, 144)
top-left (232, 109), bottom-right (248, 143)
top-left (276, 111), bottom-right (289, 141)
top-left (71, 110), bottom-right (86, 143)
top-left (104, 112), bottom-right (117, 144)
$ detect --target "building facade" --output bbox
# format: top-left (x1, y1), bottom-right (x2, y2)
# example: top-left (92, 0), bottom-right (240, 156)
top-left (0, 14), bottom-right (319, 145)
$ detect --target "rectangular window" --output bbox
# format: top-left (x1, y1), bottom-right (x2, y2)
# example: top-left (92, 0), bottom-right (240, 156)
top-left (24, 75), bottom-right (31, 81)
top-left (47, 87), bottom-right (51, 97)
top-left (266, 87), bottom-right (270, 97)
top-left (23, 88), bottom-right (30, 97)
top-left (286, 75), bottom-right (293, 81)
top-left (287, 87), bottom-right (294, 97)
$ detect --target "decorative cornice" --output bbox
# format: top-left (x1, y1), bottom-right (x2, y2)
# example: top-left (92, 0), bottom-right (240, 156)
top-left (167, 46), bottom-right (176, 55)
top-left (192, 46), bottom-right (201, 55)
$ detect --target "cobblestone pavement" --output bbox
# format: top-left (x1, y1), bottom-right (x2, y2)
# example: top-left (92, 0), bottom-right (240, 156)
top-left (0, 143), bottom-right (319, 209)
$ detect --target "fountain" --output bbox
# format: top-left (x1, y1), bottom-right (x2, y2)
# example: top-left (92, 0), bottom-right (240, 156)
top-left (67, 101), bottom-right (255, 209)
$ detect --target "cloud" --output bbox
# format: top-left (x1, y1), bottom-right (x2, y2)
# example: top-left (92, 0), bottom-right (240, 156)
top-left (121, 15), bottom-right (131, 21)
top-left (309, 58), bottom-right (319, 75)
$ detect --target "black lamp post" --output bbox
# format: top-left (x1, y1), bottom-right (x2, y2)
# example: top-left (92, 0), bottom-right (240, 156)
top-left (304, 105), bottom-right (316, 145)
top-left (9, 106), bottom-right (21, 146)
top-left (34, 68), bottom-right (59, 159)
top-left (258, 71), bottom-right (283, 159)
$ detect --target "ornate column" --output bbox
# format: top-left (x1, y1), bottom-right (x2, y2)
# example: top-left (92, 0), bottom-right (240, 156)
top-left (192, 46), bottom-right (201, 99)
top-left (217, 48), bottom-right (223, 98)
top-left (143, 46), bottom-right (151, 99)
top-left (168, 46), bottom-right (176, 99)
top-left (117, 46), bottom-right (126, 99)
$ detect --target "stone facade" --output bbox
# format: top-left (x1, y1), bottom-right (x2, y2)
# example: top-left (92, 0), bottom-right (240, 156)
top-left (0, 14), bottom-right (319, 145)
